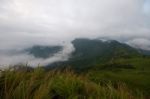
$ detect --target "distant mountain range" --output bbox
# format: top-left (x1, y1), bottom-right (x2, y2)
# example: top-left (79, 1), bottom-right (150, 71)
top-left (26, 45), bottom-right (62, 58)
top-left (25, 38), bottom-right (150, 70)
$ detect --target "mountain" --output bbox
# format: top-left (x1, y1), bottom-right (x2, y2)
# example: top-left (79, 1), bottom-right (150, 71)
top-left (71, 38), bottom-right (140, 59)
top-left (48, 38), bottom-right (142, 70)
top-left (25, 38), bottom-right (149, 70)
top-left (138, 49), bottom-right (150, 56)
top-left (26, 45), bottom-right (62, 58)
top-left (62, 38), bottom-right (141, 70)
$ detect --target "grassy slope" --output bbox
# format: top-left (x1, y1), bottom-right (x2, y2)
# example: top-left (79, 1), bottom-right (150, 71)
top-left (0, 55), bottom-right (149, 99)
top-left (87, 57), bottom-right (150, 96)
top-left (0, 68), bottom-right (144, 99)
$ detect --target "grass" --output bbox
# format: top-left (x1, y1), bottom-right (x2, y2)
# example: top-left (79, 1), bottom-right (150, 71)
top-left (87, 57), bottom-right (150, 98)
top-left (0, 67), bottom-right (144, 99)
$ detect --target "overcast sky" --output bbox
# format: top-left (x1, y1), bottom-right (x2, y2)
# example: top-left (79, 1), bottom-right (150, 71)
top-left (0, 0), bottom-right (150, 66)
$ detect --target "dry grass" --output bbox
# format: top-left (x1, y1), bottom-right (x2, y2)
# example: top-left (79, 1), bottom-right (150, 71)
top-left (0, 67), bottom-right (144, 99)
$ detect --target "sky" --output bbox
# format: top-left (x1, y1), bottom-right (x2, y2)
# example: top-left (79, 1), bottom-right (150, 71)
top-left (0, 0), bottom-right (150, 67)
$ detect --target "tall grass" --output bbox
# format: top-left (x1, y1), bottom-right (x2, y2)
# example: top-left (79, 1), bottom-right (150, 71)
top-left (0, 67), bottom-right (144, 99)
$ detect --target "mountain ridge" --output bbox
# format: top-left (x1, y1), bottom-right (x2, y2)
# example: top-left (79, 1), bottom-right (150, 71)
top-left (25, 38), bottom-right (150, 70)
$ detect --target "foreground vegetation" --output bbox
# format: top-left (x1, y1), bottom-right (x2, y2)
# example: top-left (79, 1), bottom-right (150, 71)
top-left (0, 67), bottom-right (145, 99)
top-left (0, 56), bottom-right (150, 99)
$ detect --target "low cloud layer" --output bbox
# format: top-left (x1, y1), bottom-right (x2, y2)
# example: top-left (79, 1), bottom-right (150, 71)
top-left (0, 0), bottom-right (150, 66)
top-left (0, 42), bottom-right (75, 68)
top-left (127, 38), bottom-right (150, 50)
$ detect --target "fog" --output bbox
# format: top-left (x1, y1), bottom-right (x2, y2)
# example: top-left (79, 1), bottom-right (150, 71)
top-left (0, 0), bottom-right (150, 67)
top-left (0, 42), bottom-right (75, 68)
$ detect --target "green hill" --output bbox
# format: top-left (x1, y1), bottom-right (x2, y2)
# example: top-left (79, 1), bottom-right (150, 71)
top-left (64, 38), bottom-right (141, 70)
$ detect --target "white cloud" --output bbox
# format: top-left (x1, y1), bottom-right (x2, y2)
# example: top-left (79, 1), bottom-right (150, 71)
top-left (127, 38), bottom-right (150, 50)
top-left (0, 0), bottom-right (150, 66)
top-left (0, 42), bottom-right (75, 67)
